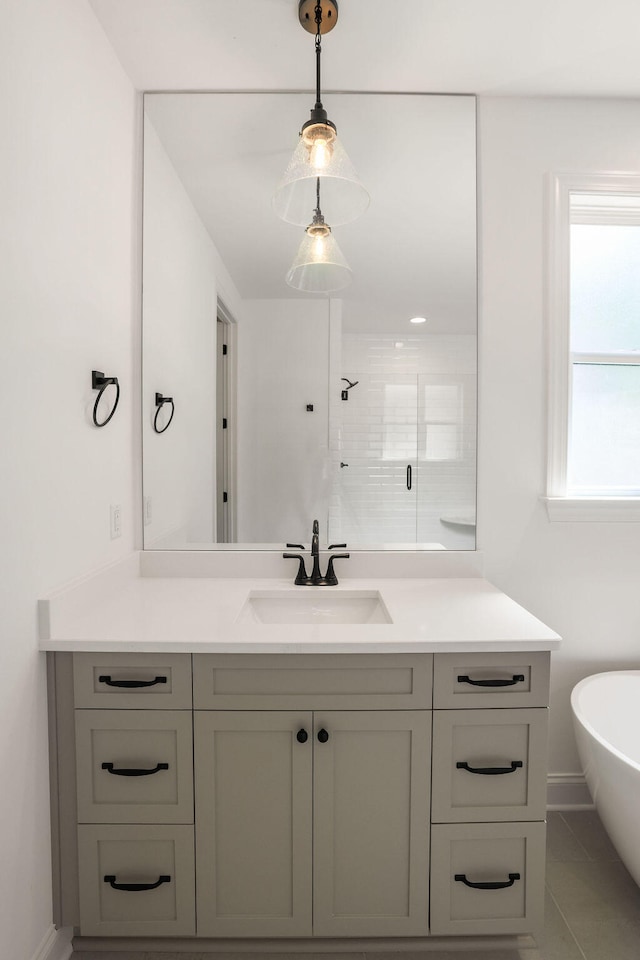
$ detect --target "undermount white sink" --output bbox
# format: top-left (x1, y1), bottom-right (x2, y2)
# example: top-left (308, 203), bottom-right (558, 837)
top-left (237, 590), bottom-right (392, 625)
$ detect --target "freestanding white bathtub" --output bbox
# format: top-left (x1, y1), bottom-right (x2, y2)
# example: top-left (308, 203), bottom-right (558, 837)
top-left (571, 671), bottom-right (640, 886)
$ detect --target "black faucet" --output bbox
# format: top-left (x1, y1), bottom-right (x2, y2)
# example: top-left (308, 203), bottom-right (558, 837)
top-left (283, 520), bottom-right (350, 586)
top-left (309, 519), bottom-right (322, 584)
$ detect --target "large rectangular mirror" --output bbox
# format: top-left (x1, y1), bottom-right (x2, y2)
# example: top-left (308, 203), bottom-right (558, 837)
top-left (142, 92), bottom-right (477, 550)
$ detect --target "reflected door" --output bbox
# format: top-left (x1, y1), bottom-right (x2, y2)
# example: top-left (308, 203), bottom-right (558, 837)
top-left (329, 376), bottom-right (418, 546)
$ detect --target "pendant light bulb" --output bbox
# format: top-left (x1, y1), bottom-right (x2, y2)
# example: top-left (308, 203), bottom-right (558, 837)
top-left (302, 121), bottom-right (337, 170)
top-left (313, 234), bottom-right (326, 257)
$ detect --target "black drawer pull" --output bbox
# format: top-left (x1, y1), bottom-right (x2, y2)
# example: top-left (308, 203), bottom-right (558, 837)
top-left (104, 874), bottom-right (171, 892)
top-left (296, 729), bottom-right (308, 744)
top-left (98, 675), bottom-right (167, 688)
top-left (317, 728), bottom-right (329, 743)
top-left (455, 872), bottom-right (520, 891)
top-left (101, 762), bottom-right (169, 777)
top-left (457, 674), bottom-right (525, 688)
top-left (456, 760), bottom-right (523, 776)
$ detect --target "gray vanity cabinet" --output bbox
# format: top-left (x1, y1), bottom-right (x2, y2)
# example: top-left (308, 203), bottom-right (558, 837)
top-left (193, 653), bottom-right (433, 938)
top-left (49, 648), bottom-right (551, 945)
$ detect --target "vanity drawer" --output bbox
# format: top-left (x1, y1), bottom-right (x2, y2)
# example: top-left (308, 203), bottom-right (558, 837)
top-left (430, 821), bottom-right (546, 936)
top-left (73, 653), bottom-right (192, 709)
top-left (75, 710), bottom-right (194, 823)
top-left (77, 823), bottom-right (195, 936)
top-left (431, 708), bottom-right (548, 822)
top-left (193, 653), bottom-right (433, 710)
top-left (433, 652), bottom-right (550, 708)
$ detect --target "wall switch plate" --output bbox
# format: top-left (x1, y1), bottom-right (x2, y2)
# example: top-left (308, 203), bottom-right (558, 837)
top-left (110, 503), bottom-right (122, 539)
top-left (143, 496), bottom-right (152, 526)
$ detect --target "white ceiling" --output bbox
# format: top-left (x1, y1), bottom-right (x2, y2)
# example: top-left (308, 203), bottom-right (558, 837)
top-left (93, 0), bottom-right (640, 335)
top-left (90, 0), bottom-right (640, 97)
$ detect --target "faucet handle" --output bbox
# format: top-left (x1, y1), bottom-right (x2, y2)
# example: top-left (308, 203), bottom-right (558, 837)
top-left (286, 543), bottom-right (305, 550)
top-left (323, 552), bottom-right (350, 586)
top-left (328, 543), bottom-right (347, 549)
top-left (283, 553), bottom-right (311, 586)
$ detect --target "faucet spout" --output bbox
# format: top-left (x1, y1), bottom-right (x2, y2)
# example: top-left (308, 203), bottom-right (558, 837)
top-left (310, 519), bottom-right (321, 580)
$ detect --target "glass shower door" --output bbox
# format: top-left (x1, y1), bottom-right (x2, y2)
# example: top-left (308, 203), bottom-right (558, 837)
top-left (415, 373), bottom-right (476, 549)
top-left (329, 375), bottom-right (418, 547)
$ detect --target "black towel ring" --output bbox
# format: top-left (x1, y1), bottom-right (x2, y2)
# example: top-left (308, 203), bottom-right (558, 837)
top-left (153, 392), bottom-right (175, 434)
top-left (91, 371), bottom-right (120, 428)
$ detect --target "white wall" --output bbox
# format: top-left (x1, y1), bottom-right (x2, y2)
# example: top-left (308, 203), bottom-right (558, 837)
top-left (0, 1), bottom-right (137, 957)
top-left (478, 97), bottom-right (640, 778)
top-left (142, 119), bottom-right (218, 546)
top-left (237, 298), bottom-right (330, 543)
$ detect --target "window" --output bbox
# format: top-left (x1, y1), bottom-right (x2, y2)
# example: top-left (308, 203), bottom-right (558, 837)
top-left (421, 382), bottom-right (463, 462)
top-left (546, 175), bottom-right (640, 519)
top-left (381, 381), bottom-right (464, 462)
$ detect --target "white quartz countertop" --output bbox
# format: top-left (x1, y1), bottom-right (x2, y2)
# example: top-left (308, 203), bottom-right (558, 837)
top-left (39, 555), bottom-right (561, 654)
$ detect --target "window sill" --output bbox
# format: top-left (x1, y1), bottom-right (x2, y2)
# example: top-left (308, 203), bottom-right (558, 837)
top-left (542, 497), bottom-right (640, 522)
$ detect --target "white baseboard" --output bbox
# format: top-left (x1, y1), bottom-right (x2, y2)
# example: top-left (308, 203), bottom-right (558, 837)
top-left (31, 925), bottom-right (73, 960)
top-left (547, 773), bottom-right (594, 810)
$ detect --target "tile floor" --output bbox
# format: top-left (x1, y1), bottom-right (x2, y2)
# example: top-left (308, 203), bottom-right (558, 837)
top-left (72, 810), bottom-right (640, 960)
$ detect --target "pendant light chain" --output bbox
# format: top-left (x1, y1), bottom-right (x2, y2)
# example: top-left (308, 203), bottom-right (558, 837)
top-left (314, 2), bottom-right (323, 111)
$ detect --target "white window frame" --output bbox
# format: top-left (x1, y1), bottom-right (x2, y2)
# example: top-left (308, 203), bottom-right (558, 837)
top-left (544, 172), bottom-right (640, 521)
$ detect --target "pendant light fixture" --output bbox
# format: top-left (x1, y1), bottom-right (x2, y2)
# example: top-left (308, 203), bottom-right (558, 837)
top-left (273, 0), bottom-right (369, 227)
top-left (286, 176), bottom-right (352, 293)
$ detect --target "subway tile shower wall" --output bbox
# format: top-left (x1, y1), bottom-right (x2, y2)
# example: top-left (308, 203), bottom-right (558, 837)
top-left (329, 334), bottom-right (476, 548)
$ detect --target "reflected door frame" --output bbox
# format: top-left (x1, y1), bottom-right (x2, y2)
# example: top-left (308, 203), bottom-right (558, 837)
top-left (216, 300), bottom-right (238, 542)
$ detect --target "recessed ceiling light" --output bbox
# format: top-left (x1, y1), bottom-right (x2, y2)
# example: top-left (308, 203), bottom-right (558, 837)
top-left (409, 316), bottom-right (427, 324)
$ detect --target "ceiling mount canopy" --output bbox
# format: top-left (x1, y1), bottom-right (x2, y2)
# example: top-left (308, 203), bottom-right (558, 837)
top-left (298, 0), bottom-right (339, 34)
top-left (273, 0), bottom-right (370, 227)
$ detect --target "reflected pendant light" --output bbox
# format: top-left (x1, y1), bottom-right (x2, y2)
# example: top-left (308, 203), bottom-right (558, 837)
top-left (273, 0), bottom-right (369, 227)
top-left (286, 177), bottom-right (352, 293)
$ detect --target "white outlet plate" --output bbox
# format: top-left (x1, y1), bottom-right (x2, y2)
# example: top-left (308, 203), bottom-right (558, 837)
top-left (110, 503), bottom-right (122, 539)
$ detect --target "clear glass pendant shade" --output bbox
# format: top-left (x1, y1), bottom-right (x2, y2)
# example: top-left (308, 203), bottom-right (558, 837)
top-left (286, 227), bottom-right (352, 293)
top-left (273, 132), bottom-right (370, 226)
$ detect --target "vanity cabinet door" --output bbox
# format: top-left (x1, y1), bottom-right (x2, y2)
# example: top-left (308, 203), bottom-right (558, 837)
top-left (313, 711), bottom-right (431, 937)
top-left (194, 711), bottom-right (313, 937)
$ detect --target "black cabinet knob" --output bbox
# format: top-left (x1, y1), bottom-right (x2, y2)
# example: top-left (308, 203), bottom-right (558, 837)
top-left (296, 729), bottom-right (308, 743)
top-left (317, 728), bottom-right (329, 743)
